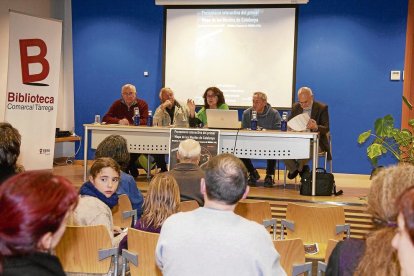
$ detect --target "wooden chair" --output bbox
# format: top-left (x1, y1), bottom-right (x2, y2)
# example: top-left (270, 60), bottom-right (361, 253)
top-left (121, 228), bottom-right (162, 276)
top-left (317, 239), bottom-right (339, 276)
top-left (112, 194), bottom-right (137, 228)
top-left (280, 203), bottom-right (349, 259)
top-left (179, 200), bottom-right (200, 212)
top-left (273, 238), bottom-right (312, 276)
top-left (234, 200), bottom-right (277, 239)
top-left (55, 225), bottom-right (119, 275)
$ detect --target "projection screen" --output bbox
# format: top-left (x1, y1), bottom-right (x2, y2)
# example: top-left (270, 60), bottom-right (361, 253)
top-left (164, 7), bottom-right (297, 108)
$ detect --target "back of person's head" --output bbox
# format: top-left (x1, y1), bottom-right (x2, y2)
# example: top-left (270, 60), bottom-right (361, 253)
top-left (203, 86), bottom-right (225, 108)
top-left (95, 135), bottom-right (130, 170)
top-left (89, 157), bottom-right (121, 179)
top-left (0, 171), bottom-right (78, 271)
top-left (355, 164), bottom-right (414, 276)
top-left (141, 173), bottom-right (180, 229)
top-left (396, 186), bottom-right (414, 243)
top-left (203, 153), bottom-right (247, 205)
top-left (0, 122), bottom-right (21, 170)
top-left (177, 139), bottom-right (201, 163)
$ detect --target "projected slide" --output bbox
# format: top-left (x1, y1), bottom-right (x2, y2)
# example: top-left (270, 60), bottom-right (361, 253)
top-left (165, 8), bottom-right (296, 108)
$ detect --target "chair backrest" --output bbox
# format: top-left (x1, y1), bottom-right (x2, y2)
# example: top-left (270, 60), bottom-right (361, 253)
top-left (112, 194), bottom-right (133, 228)
top-left (179, 200), bottom-right (199, 212)
top-left (55, 225), bottom-right (112, 274)
top-left (234, 200), bottom-right (272, 224)
top-left (285, 203), bottom-right (345, 244)
top-left (128, 228), bottom-right (162, 276)
top-left (273, 238), bottom-right (306, 276)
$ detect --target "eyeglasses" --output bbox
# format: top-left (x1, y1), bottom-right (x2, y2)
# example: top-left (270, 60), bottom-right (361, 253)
top-left (206, 94), bottom-right (217, 98)
top-left (123, 92), bottom-right (135, 96)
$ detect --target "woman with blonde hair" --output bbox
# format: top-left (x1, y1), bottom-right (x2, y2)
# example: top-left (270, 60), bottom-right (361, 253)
top-left (326, 164), bottom-right (414, 276)
top-left (119, 173), bottom-right (180, 250)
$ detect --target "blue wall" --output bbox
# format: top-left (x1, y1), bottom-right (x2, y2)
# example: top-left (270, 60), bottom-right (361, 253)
top-left (72, 0), bottom-right (408, 174)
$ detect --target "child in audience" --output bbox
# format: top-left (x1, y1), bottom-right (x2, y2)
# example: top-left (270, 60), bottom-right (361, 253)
top-left (326, 164), bottom-right (414, 276)
top-left (0, 172), bottom-right (78, 275)
top-left (119, 173), bottom-right (180, 250)
top-left (72, 157), bottom-right (126, 246)
top-left (392, 186), bottom-right (414, 276)
top-left (95, 134), bottom-right (144, 217)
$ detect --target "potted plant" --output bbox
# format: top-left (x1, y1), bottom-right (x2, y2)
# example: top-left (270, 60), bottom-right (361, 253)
top-left (358, 97), bottom-right (414, 166)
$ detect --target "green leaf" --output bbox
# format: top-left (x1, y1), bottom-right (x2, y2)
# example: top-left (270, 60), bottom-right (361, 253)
top-left (358, 130), bottom-right (371, 144)
top-left (367, 143), bottom-right (386, 160)
top-left (408, 119), bottom-right (414, 127)
top-left (395, 130), bottom-right (413, 147)
top-left (374, 115), bottom-right (394, 137)
top-left (403, 96), bottom-right (413, 110)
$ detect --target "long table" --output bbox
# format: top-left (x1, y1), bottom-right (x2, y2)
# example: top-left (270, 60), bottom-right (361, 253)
top-left (83, 124), bottom-right (319, 195)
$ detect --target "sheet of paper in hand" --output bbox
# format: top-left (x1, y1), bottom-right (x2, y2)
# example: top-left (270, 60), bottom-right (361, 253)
top-left (287, 113), bottom-right (310, 131)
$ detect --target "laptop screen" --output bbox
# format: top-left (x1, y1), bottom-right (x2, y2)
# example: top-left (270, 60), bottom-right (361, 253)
top-left (206, 109), bottom-right (241, 129)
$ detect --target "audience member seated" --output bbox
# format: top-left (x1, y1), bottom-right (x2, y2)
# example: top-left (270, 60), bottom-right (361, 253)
top-left (284, 87), bottom-right (330, 180)
top-left (102, 83), bottom-right (157, 176)
top-left (326, 164), bottom-right (414, 276)
top-left (392, 186), bottom-right (414, 276)
top-left (72, 157), bottom-right (127, 246)
top-left (0, 122), bottom-right (23, 184)
top-left (187, 86), bottom-right (229, 127)
top-left (169, 139), bottom-right (204, 206)
top-left (156, 153), bottom-right (286, 276)
top-left (240, 92), bottom-right (281, 187)
top-left (95, 134), bottom-right (144, 217)
top-left (0, 171), bottom-right (78, 275)
top-left (119, 173), bottom-right (180, 251)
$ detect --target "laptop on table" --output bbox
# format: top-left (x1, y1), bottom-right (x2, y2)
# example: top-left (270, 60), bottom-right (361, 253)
top-left (206, 109), bottom-right (241, 129)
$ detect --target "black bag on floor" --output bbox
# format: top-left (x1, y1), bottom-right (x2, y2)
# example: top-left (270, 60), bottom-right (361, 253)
top-left (300, 168), bottom-right (341, 196)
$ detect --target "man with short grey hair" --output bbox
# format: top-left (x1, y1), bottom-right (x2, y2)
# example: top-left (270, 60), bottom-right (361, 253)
top-left (156, 153), bottom-right (285, 276)
top-left (241, 92), bottom-right (282, 187)
top-left (169, 139), bottom-right (204, 206)
top-left (285, 87), bottom-right (330, 179)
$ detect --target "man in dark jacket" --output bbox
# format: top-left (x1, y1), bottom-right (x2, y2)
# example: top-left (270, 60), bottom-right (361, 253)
top-left (285, 87), bottom-right (331, 179)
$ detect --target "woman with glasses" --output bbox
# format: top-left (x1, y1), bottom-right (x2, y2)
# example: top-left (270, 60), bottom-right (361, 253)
top-left (187, 86), bottom-right (229, 127)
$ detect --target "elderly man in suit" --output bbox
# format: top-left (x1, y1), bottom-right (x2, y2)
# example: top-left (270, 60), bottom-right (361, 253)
top-left (285, 87), bottom-right (331, 179)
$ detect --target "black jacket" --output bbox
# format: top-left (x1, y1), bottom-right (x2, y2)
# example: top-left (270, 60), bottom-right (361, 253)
top-left (2, 252), bottom-right (66, 276)
top-left (289, 101), bottom-right (331, 160)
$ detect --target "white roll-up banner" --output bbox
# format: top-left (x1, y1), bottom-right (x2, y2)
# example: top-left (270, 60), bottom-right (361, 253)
top-left (5, 11), bottom-right (62, 170)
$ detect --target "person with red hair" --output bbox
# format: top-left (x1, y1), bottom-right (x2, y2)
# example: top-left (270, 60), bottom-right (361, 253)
top-left (0, 171), bottom-right (78, 275)
top-left (392, 186), bottom-right (414, 276)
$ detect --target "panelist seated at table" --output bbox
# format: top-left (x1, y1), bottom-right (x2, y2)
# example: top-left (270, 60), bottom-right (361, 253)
top-left (153, 87), bottom-right (190, 127)
top-left (102, 83), bottom-right (148, 126)
top-left (102, 84), bottom-right (166, 176)
top-left (187, 86), bottom-right (229, 128)
top-left (240, 92), bottom-right (282, 188)
top-left (284, 87), bottom-right (331, 180)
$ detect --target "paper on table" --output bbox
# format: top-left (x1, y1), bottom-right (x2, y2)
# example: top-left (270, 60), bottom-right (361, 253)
top-left (287, 113), bottom-right (310, 131)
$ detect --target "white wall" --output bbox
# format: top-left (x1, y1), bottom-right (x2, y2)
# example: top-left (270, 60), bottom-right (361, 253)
top-left (0, 0), bottom-right (75, 158)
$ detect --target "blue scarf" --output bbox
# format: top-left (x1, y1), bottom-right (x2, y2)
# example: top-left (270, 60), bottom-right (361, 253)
top-left (79, 181), bottom-right (119, 209)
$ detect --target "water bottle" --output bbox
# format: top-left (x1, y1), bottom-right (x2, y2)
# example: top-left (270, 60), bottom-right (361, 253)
top-left (147, 110), bottom-right (153, 127)
top-left (133, 107), bottom-right (140, 126)
top-left (251, 110), bottom-right (258, 130)
top-left (281, 111), bottom-right (288, 131)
